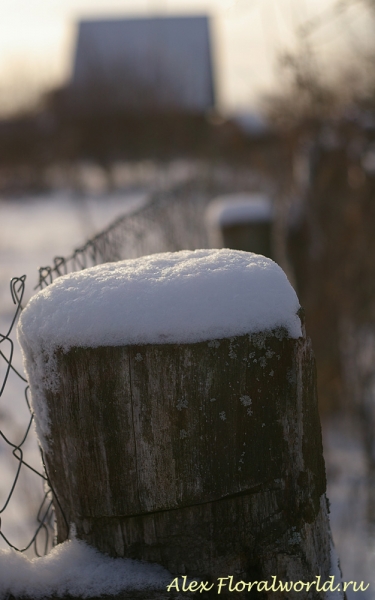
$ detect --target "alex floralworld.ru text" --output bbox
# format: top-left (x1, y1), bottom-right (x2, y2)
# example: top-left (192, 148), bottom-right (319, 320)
top-left (166, 575), bottom-right (370, 594)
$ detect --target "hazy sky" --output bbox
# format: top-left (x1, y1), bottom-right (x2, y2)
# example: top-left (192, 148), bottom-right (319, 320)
top-left (0, 0), bottom-right (372, 114)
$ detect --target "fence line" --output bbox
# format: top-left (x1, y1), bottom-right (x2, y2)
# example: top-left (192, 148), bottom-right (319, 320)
top-left (0, 167), bottom-right (265, 556)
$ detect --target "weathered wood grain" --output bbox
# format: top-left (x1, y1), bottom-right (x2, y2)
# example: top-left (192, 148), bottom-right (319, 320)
top-left (33, 320), bottom-right (332, 599)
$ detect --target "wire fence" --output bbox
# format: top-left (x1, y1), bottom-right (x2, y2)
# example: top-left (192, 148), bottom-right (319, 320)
top-left (35, 182), bottom-right (208, 291)
top-left (0, 167), bottom-right (265, 557)
top-left (0, 275), bottom-right (55, 556)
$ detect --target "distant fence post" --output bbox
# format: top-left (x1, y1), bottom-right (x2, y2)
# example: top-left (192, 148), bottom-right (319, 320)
top-left (205, 193), bottom-right (274, 259)
top-left (18, 249), bottom-right (335, 599)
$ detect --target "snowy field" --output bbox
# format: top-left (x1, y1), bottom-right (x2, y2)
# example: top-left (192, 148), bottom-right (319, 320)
top-left (0, 188), bottom-right (374, 598)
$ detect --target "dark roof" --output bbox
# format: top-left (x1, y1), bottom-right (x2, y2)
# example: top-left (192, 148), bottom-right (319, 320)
top-left (71, 15), bottom-right (215, 112)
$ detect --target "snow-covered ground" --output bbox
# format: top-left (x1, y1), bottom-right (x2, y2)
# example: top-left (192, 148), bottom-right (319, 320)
top-left (0, 188), bottom-right (374, 597)
top-left (323, 414), bottom-right (375, 599)
top-left (0, 538), bottom-right (173, 599)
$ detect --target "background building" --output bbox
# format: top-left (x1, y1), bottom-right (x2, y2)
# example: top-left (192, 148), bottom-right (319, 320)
top-left (67, 15), bottom-right (215, 115)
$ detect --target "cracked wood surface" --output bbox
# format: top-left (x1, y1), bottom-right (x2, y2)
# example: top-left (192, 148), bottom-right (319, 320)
top-left (34, 323), bottom-right (333, 599)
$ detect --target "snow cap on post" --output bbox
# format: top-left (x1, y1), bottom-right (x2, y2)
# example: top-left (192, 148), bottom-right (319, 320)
top-left (17, 248), bottom-right (301, 355)
top-left (205, 193), bottom-right (274, 228)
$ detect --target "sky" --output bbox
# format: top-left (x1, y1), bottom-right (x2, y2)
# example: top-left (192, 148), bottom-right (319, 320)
top-left (0, 0), bottom-right (372, 115)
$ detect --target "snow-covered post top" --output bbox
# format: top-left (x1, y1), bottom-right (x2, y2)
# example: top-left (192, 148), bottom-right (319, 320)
top-left (205, 193), bottom-right (274, 258)
top-left (17, 249), bottom-right (334, 598)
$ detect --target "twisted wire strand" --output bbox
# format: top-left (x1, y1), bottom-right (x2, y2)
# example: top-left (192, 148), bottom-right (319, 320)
top-left (0, 277), bottom-right (54, 553)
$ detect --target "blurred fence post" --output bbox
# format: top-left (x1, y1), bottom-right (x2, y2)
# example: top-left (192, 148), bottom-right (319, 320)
top-left (19, 255), bottom-right (335, 599)
top-left (205, 193), bottom-right (274, 258)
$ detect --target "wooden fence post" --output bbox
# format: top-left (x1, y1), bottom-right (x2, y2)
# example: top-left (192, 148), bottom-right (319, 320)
top-left (18, 249), bottom-right (335, 599)
top-left (205, 193), bottom-right (274, 259)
